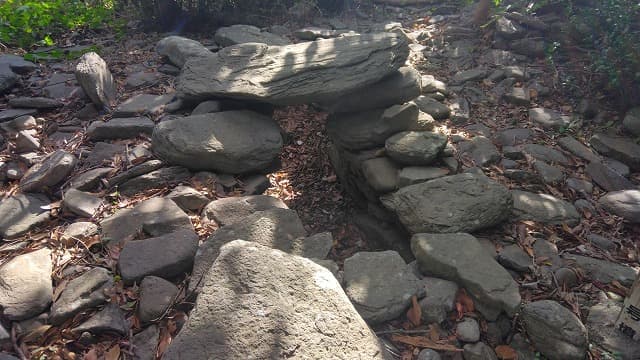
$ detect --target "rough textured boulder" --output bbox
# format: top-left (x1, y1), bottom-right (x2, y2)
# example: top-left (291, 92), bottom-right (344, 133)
top-left (214, 24), bottom-right (290, 47)
top-left (75, 52), bottom-right (116, 108)
top-left (177, 33), bottom-right (409, 105)
top-left (164, 240), bottom-right (391, 359)
top-left (385, 131), bottom-right (447, 165)
top-left (381, 173), bottom-right (513, 234)
top-left (522, 300), bottom-right (588, 360)
top-left (152, 111), bottom-right (282, 173)
top-left (590, 133), bottom-right (640, 170)
top-left (412, 233), bottom-right (521, 320)
top-left (0, 249), bottom-right (52, 320)
top-left (598, 190), bottom-right (640, 223)
top-left (156, 36), bottom-right (212, 68)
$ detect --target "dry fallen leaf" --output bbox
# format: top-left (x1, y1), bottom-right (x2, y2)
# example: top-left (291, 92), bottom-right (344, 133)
top-left (407, 295), bottom-right (422, 327)
top-left (495, 345), bottom-right (518, 360)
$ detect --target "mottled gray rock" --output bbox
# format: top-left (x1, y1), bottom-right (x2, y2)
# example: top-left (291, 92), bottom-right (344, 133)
top-left (214, 24), bottom-right (290, 47)
top-left (386, 131), bottom-right (447, 166)
top-left (100, 197), bottom-right (192, 245)
top-left (603, 157), bottom-right (630, 177)
top-left (113, 93), bottom-right (174, 118)
top-left (498, 244), bottom-right (532, 272)
top-left (118, 229), bottom-right (199, 283)
top-left (529, 108), bottom-right (571, 129)
top-left (503, 87), bottom-right (530, 106)
top-left (0, 193), bottom-right (51, 239)
top-left (586, 299), bottom-right (640, 359)
top-left (451, 67), bottom-right (487, 85)
top-left (0, 64), bottom-right (17, 94)
top-left (586, 161), bottom-right (635, 191)
top-left (398, 167), bottom-right (449, 187)
top-left (412, 96), bottom-right (450, 120)
top-left (0, 249), bottom-right (52, 320)
top-left (202, 195), bottom-right (287, 226)
top-left (164, 240), bottom-right (391, 360)
top-left (178, 33), bottom-right (408, 105)
top-left (449, 97), bottom-right (470, 124)
top-left (412, 233), bottom-right (521, 320)
top-left (463, 342), bottom-right (498, 360)
top-left (156, 36), bottom-right (212, 68)
top-left (190, 208), bottom-right (307, 293)
top-left (68, 167), bottom-right (113, 191)
top-left (241, 174), bottom-right (270, 195)
top-left (534, 161), bottom-right (564, 184)
top-left (598, 190), bottom-right (640, 223)
top-left (105, 160), bottom-right (163, 188)
top-left (20, 150), bottom-right (76, 192)
top-left (138, 276), bottom-right (178, 323)
top-left (417, 349), bottom-right (441, 360)
top-left (0, 109), bottom-right (37, 123)
top-left (381, 173), bottom-right (513, 234)
top-left (361, 157), bottom-right (399, 193)
top-left (132, 325), bottom-right (160, 360)
top-left (87, 117), bottom-right (154, 140)
top-left (83, 142), bottom-right (125, 166)
top-left (522, 144), bottom-right (569, 165)
top-left (344, 251), bottom-right (420, 324)
top-left (62, 188), bottom-right (103, 218)
top-left (512, 190), bottom-right (580, 225)
top-left (522, 300), bottom-right (588, 360)
top-left (294, 27), bottom-right (349, 40)
top-left (496, 128), bottom-right (532, 146)
top-left (0, 54), bottom-right (37, 74)
top-left (72, 303), bottom-right (128, 335)
top-left (152, 111), bottom-right (282, 174)
top-left (296, 232), bottom-right (333, 260)
top-left (563, 254), bottom-right (638, 286)
top-left (166, 185), bottom-right (208, 211)
top-left (191, 100), bottom-right (222, 115)
top-left (50, 267), bottom-right (113, 325)
top-left (590, 133), bottom-right (640, 170)
top-left (456, 317), bottom-right (480, 342)
top-left (75, 52), bottom-right (116, 108)
top-left (13, 130), bottom-right (40, 153)
top-left (119, 166), bottom-right (191, 196)
top-left (459, 136), bottom-right (501, 167)
top-left (1, 114), bottom-right (37, 132)
top-left (586, 233), bottom-right (616, 252)
top-left (417, 277), bottom-right (458, 324)
top-left (510, 38), bottom-right (545, 57)
top-left (623, 107), bottom-right (640, 136)
top-left (8, 97), bottom-right (63, 109)
top-left (421, 74), bottom-right (448, 94)
top-left (61, 222), bottom-right (99, 243)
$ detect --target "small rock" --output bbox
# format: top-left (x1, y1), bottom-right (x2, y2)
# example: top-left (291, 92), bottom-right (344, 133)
top-left (361, 157), bottom-right (399, 192)
top-left (463, 342), bottom-right (498, 360)
top-left (562, 254), bottom-right (637, 286)
top-left (132, 325), bottom-right (160, 360)
top-left (68, 167), bottom-right (114, 191)
top-left (87, 117), bottom-right (154, 140)
top-left (0, 108), bottom-right (37, 122)
top-left (449, 97), bottom-right (470, 124)
top-left (125, 71), bottom-right (160, 89)
top-left (50, 267), bottom-right (113, 325)
top-left (398, 166), bottom-right (449, 187)
top-left (158, 64), bottom-right (180, 75)
top-left (512, 190), bottom-right (580, 225)
top-left (0, 249), bottom-right (52, 320)
top-left (529, 108), bottom-right (571, 129)
top-left (417, 349), bottom-right (441, 360)
top-left (83, 142), bottom-right (125, 166)
top-left (522, 144), bottom-right (569, 165)
top-left (558, 136), bottom-right (600, 162)
top-left (590, 133), bottom-right (640, 171)
top-left (295, 232), bottom-right (333, 260)
top-left (114, 93), bottom-right (174, 118)
top-left (566, 177), bottom-right (593, 194)
top-left (502, 145), bottom-right (524, 160)
top-left (0, 54), bottom-right (37, 74)
top-left (105, 160), bottom-right (163, 188)
top-left (503, 65), bottom-right (526, 79)
top-left (8, 97), bottom-right (63, 109)
top-left (599, 189), bottom-right (640, 223)
top-left (418, 277), bottom-right (458, 324)
top-left (72, 303), bottom-right (128, 335)
top-left (623, 107), bottom-right (640, 136)
top-left (191, 100), bottom-right (222, 115)
top-left (534, 161), bottom-right (564, 184)
top-left (603, 157), bottom-right (630, 177)
top-left (586, 299), bottom-right (640, 359)
top-left (202, 195), bottom-right (287, 226)
top-left (586, 234), bottom-right (616, 252)
top-left (20, 150), bottom-right (77, 192)
top-left (451, 67), bottom-right (487, 85)
top-left (167, 185), bottom-right (208, 211)
top-left (421, 75), bottom-right (447, 94)
top-left (75, 52), bottom-right (116, 108)
top-left (156, 36), bottom-right (211, 68)
top-left (138, 276), bottom-right (178, 323)
top-left (503, 87), bottom-right (530, 106)
top-left (62, 188), bottom-right (103, 218)
top-left (586, 161), bottom-right (635, 191)
top-left (412, 96), bottom-right (450, 120)
top-left (496, 16), bottom-right (526, 39)
top-left (4, 114), bottom-right (38, 131)
top-left (240, 174), bottom-right (270, 195)
top-left (13, 130), bottom-right (41, 153)
top-left (555, 267), bottom-right (579, 288)
top-left (496, 128), bottom-right (532, 146)
top-left (385, 131), bottom-right (448, 165)
top-left (61, 222), bottom-right (99, 243)
top-left (0, 193), bottom-right (51, 239)
top-left (498, 244), bottom-right (532, 272)
top-left (119, 166), bottom-right (191, 197)
top-left (457, 317), bottom-right (481, 342)
top-left (0, 64), bottom-right (17, 94)
top-left (459, 136), bottom-right (501, 167)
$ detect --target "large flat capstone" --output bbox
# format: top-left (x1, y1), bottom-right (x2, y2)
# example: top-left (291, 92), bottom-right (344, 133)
top-left (381, 173), bottom-right (513, 234)
top-left (164, 240), bottom-right (391, 359)
top-left (177, 33), bottom-right (409, 105)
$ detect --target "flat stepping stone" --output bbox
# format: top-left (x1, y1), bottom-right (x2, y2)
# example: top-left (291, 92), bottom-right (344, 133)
top-left (512, 190), bottom-right (580, 225)
top-left (0, 193), bottom-right (51, 239)
top-left (412, 96), bottom-right (450, 120)
top-left (598, 190), bottom-right (640, 223)
top-left (202, 195), bottom-right (287, 226)
top-left (87, 117), bottom-right (155, 140)
top-left (138, 276), bottom-right (178, 323)
top-left (50, 267), bottom-right (112, 325)
top-left (522, 143), bottom-right (569, 165)
top-left (163, 240), bottom-right (390, 359)
top-left (113, 93), bottom-right (174, 118)
top-left (0, 109), bottom-right (37, 122)
top-left (497, 244), bottom-right (532, 272)
top-left (156, 36), bottom-right (212, 68)
top-left (83, 142), bottom-right (125, 166)
top-left (534, 161), bottom-right (564, 184)
top-left (385, 131), bottom-right (448, 165)
top-left (585, 162), bottom-right (635, 191)
top-left (562, 253), bottom-right (636, 285)
top-left (214, 24), bottom-right (290, 47)
top-left (361, 157), bottom-right (399, 193)
top-left (343, 251), bottom-right (420, 324)
top-left (449, 96), bottom-right (470, 124)
top-left (191, 100), bottom-right (221, 115)
top-left (566, 178), bottom-right (593, 194)
top-left (167, 185), bottom-right (209, 211)
top-left (0, 249), bottom-right (52, 320)
top-left (105, 159), bottom-right (164, 188)
top-left (8, 97), bottom-right (63, 109)
top-left (558, 136), bottom-right (600, 162)
top-left (68, 167), bottom-right (114, 191)
top-left (398, 166), bottom-right (449, 187)
top-left (381, 173), bottom-right (512, 234)
top-left (20, 150), bottom-right (77, 192)
top-left (412, 233), bottom-right (521, 320)
top-left (72, 303), bottom-right (128, 335)
top-left (590, 133), bottom-right (640, 171)
top-left (62, 188), bottom-right (103, 218)
top-left (529, 108), bottom-right (571, 129)
top-left (132, 325), bottom-right (160, 360)
top-left (417, 277), bottom-right (458, 324)
top-left (118, 229), bottom-right (199, 283)
top-left (61, 222), bottom-right (99, 243)
top-left (496, 128), bottom-right (533, 146)
top-left (0, 64), bottom-right (17, 94)
top-left (458, 136), bottom-right (501, 167)
top-left (496, 16), bottom-right (526, 39)
top-left (0, 54), bottom-right (37, 74)
top-left (125, 71), bottom-right (161, 89)
top-left (451, 67), bottom-right (488, 84)
top-left (119, 166), bottom-right (191, 197)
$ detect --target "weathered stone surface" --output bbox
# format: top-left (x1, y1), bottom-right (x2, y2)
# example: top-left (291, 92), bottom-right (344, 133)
top-left (177, 33), bottom-right (408, 105)
top-left (0, 64), bottom-right (17, 94)
top-left (0, 109), bottom-right (37, 123)
top-left (398, 167), bottom-right (449, 187)
top-left (344, 251), bottom-right (420, 324)
top-left (0, 194), bottom-right (51, 239)
top-left (83, 142), bottom-right (125, 166)
top-left (68, 167), bottom-right (114, 190)
top-left (449, 96), bottom-right (470, 124)
top-left (512, 190), bottom-right (580, 225)
top-left (381, 173), bottom-right (512, 234)
top-left (463, 342), bottom-right (498, 360)
top-left (100, 197), bottom-right (192, 245)
top-left (190, 208), bottom-right (307, 293)
top-left (503, 86), bottom-right (530, 105)
top-left (0, 249), bottom-right (52, 320)
top-left (8, 97), bottom-right (63, 109)
top-left (87, 117), bottom-right (154, 140)
top-left (586, 299), bottom-right (640, 359)
top-left (590, 133), bottom-right (640, 170)
top-left (72, 303), bottom-right (128, 335)
top-left (459, 136), bottom-right (501, 167)
top-left (125, 71), bottom-right (161, 89)
top-left (361, 157), bottom-right (399, 193)
top-left (566, 177), bottom-right (593, 194)
top-left (113, 93), bottom-right (174, 118)
top-left (202, 195), bottom-right (288, 226)
top-left (563, 254), bottom-right (638, 286)
top-left (75, 52), bottom-right (116, 108)
top-left (498, 244), bottom-right (532, 272)
top-left (156, 36), bottom-right (212, 68)
top-left (20, 150), bottom-right (77, 192)
top-left (152, 111), bottom-right (282, 174)
top-left (385, 131), bottom-right (448, 165)
top-left (118, 229), bottom-right (199, 283)
top-left (138, 276), bottom-right (178, 323)
top-left (456, 317), bottom-right (480, 342)
top-left (522, 144), bottom-right (569, 165)
top-left (412, 233), bottom-right (521, 320)
top-left (529, 108), bottom-right (570, 129)
top-left (296, 232), bottom-right (333, 260)
top-left (327, 103), bottom-right (419, 150)
top-left (132, 325), bottom-right (160, 360)
top-left (450, 67), bottom-right (487, 85)
top-left (50, 267), bottom-right (113, 325)
top-left (412, 96), bottom-right (450, 120)
top-left (496, 128), bottom-right (532, 146)
top-left (63, 188), bottom-right (103, 218)
top-left (191, 100), bottom-right (222, 115)
top-left (417, 349), bottom-right (441, 360)
top-left (417, 277), bottom-right (457, 324)
top-left (319, 67), bottom-right (421, 113)
top-left (558, 136), bottom-right (600, 162)
top-left (598, 190), bottom-right (640, 223)
top-left (166, 185), bottom-right (208, 211)
top-left (164, 240), bottom-right (391, 360)
top-left (534, 161), bottom-right (564, 184)
top-left (522, 300), bottom-right (588, 360)
top-left (61, 222), bottom-right (99, 243)
top-left (119, 166), bottom-right (191, 196)
top-left (214, 24), bottom-right (290, 47)
top-left (0, 54), bottom-right (37, 74)
top-left (586, 161), bottom-right (635, 191)
top-left (496, 16), bottom-right (526, 39)
top-left (105, 160), bottom-right (163, 188)
top-left (623, 106), bottom-right (640, 136)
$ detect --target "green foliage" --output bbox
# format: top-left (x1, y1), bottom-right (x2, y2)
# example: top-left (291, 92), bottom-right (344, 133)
top-left (0, 0), bottom-right (116, 48)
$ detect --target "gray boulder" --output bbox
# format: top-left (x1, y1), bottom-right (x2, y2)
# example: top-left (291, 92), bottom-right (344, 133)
top-left (72, 303), bottom-right (128, 336)
top-left (529, 108), bottom-right (571, 129)
top-left (62, 188), bottom-right (103, 218)
top-left (417, 277), bottom-right (458, 324)
top-left (75, 52), bottom-right (116, 108)
top-left (562, 254), bottom-right (637, 286)
top-left (163, 240), bottom-right (391, 360)
top-left (343, 251), bottom-right (420, 324)
top-left (119, 166), bottom-right (191, 196)
top-left (512, 190), bottom-right (580, 225)
top-left (458, 136), bottom-right (501, 167)
top-left (50, 267), bottom-right (113, 325)
top-left (623, 107), bottom-right (640, 136)
top-left (87, 117), bottom-right (155, 140)
top-left (385, 131), bottom-right (448, 165)
top-left (177, 33), bottom-right (408, 105)
top-left (463, 342), bottom-right (498, 360)
top-left (522, 300), bottom-right (588, 360)
top-left (214, 24), bottom-right (290, 47)
top-left (412, 96), bottom-right (450, 120)
top-left (381, 173), bottom-right (512, 234)
top-left (590, 133), bottom-right (640, 171)
top-left (0, 249), bottom-right (52, 320)
top-left (361, 157), bottom-right (399, 193)
top-left (152, 111), bottom-right (282, 174)
top-left (412, 233), bottom-right (521, 320)
top-left (202, 195), bottom-right (288, 226)
top-left (586, 161), bottom-right (635, 191)
top-left (138, 276), bottom-right (178, 323)
top-left (156, 36), bottom-right (212, 68)
top-left (0, 193), bottom-right (51, 239)
top-left (20, 150), bottom-right (77, 192)
top-left (598, 190), bottom-right (640, 223)
top-left (558, 136), bottom-right (600, 162)
top-left (522, 144), bottom-right (570, 165)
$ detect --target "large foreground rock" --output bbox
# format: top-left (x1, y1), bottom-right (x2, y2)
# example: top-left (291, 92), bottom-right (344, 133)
top-left (598, 190), bottom-right (640, 223)
top-left (522, 300), bottom-right (588, 360)
top-left (412, 233), bottom-right (521, 320)
top-left (0, 249), bottom-right (52, 320)
top-left (381, 173), bottom-right (512, 234)
top-left (177, 33), bottom-right (409, 105)
top-left (164, 240), bottom-right (390, 359)
top-left (75, 52), bottom-right (116, 108)
top-left (152, 111), bottom-right (282, 173)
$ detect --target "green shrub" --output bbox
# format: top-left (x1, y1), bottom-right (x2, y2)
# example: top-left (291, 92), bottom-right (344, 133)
top-left (0, 0), bottom-right (116, 48)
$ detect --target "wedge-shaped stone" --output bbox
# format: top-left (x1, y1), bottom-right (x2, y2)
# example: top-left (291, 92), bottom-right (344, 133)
top-left (50, 267), bottom-right (113, 325)
top-left (590, 133), bottom-right (640, 171)
top-left (87, 117), bottom-right (155, 140)
top-left (599, 190), bottom-right (640, 223)
top-left (177, 33), bottom-right (408, 105)
top-left (164, 240), bottom-right (391, 359)
top-left (381, 173), bottom-right (512, 234)
top-left (20, 150), bottom-right (77, 192)
top-left (412, 233), bottom-right (521, 320)
top-left (75, 52), bottom-right (116, 108)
